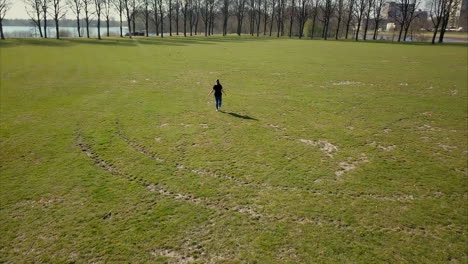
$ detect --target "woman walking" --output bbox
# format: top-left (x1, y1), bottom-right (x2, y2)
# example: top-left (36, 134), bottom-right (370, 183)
top-left (208, 79), bottom-right (226, 111)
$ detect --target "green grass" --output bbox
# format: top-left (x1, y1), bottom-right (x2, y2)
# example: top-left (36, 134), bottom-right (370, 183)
top-left (1, 36), bottom-right (467, 263)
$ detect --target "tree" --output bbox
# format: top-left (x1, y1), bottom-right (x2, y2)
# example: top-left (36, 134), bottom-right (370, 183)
top-left (157, 0), bottom-right (164, 36)
top-left (354, 0), bottom-right (366, 41)
top-left (174, 0), bottom-right (181, 35)
top-left (43, 0), bottom-right (49, 38)
top-left (142, 0), bottom-right (150, 36)
top-left (201, 0), bottom-right (209, 35)
top-left (296, 0), bottom-right (308, 38)
top-left (288, 0), bottom-right (295, 37)
top-left (25, 0), bottom-right (44, 37)
top-left (234, 0), bottom-right (247, 35)
top-left (372, 0), bottom-right (384, 40)
top-left (248, 0), bottom-right (256, 35)
top-left (83, 0), bottom-right (92, 38)
top-left (344, 0), bottom-right (355, 39)
top-left (124, 0), bottom-right (134, 37)
top-left (167, 0), bottom-right (172, 36)
top-left (103, 0), bottom-right (112, 36)
top-left (395, 0), bottom-right (413, 41)
top-left (269, 0), bottom-right (275, 36)
top-left (262, 0), bottom-right (268, 35)
top-left (362, 0), bottom-right (373, 40)
top-left (256, 0), bottom-right (261, 36)
top-left (276, 0), bottom-right (285, 37)
top-left (182, 0), bottom-right (189, 35)
top-left (310, 0), bottom-right (319, 38)
top-left (94, 0), bottom-right (103, 39)
top-left (335, 0), bottom-right (344, 39)
top-left (51, 0), bottom-right (67, 39)
top-left (221, 0), bottom-right (229, 35)
top-left (151, 0), bottom-right (159, 35)
top-left (113, 0), bottom-right (124, 37)
top-left (320, 0), bottom-right (335, 39)
top-left (402, 0), bottom-right (420, 41)
top-left (0, 0), bottom-right (11, 39)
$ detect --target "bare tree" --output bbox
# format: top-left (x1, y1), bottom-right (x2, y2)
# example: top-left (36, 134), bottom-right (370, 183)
top-left (310, 0), bottom-right (319, 38)
top-left (344, 0), bottom-right (354, 38)
top-left (142, 0), bottom-right (150, 36)
top-left (103, 0), bottom-right (111, 36)
top-left (94, 0), bottom-right (102, 39)
top-left (201, 0), bottom-right (209, 35)
top-left (269, 0), bottom-right (276, 36)
top-left (175, 0), bottom-right (181, 35)
top-left (402, 0), bottom-right (420, 41)
top-left (167, 0), bottom-right (172, 35)
top-left (296, 0), bottom-right (308, 38)
top-left (83, 0), bottom-right (92, 38)
top-left (288, 0), bottom-right (295, 37)
top-left (234, 0), bottom-right (247, 35)
top-left (25, 0), bottom-right (44, 37)
top-left (157, 0), bottom-right (164, 36)
top-left (256, 0), bottom-right (261, 36)
top-left (43, 0), bottom-right (49, 38)
top-left (320, 0), bottom-right (335, 39)
top-left (263, 0), bottom-right (269, 35)
top-left (193, 0), bottom-right (200, 34)
top-left (335, 0), bottom-right (344, 39)
top-left (151, 0), bottom-right (159, 35)
top-left (248, 0), bottom-right (257, 35)
top-left (354, 0), bottom-right (366, 40)
top-left (0, 0), bottom-right (11, 39)
top-left (113, 0), bottom-right (124, 37)
top-left (362, 0), bottom-right (373, 40)
top-left (124, 0), bottom-right (134, 37)
top-left (182, 0), bottom-right (189, 35)
top-left (51, 0), bottom-right (67, 39)
top-left (438, 0), bottom-right (454, 42)
top-left (276, 0), bottom-right (285, 37)
top-left (372, 0), bottom-right (384, 39)
top-left (221, 0), bottom-right (229, 35)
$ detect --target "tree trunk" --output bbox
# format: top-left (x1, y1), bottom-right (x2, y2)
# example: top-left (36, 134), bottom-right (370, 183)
top-left (431, 22), bottom-right (439, 44)
top-left (363, 14), bottom-right (369, 40)
top-left (55, 18), bottom-right (59, 39)
top-left (120, 11), bottom-right (123, 37)
top-left (289, 0), bottom-right (294, 37)
top-left (397, 25), bottom-right (404, 41)
top-left (345, 0), bottom-right (354, 39)
top-left (86, 17), bottom-right (90, 38)
top-left (97, 16), bottom-right (101, 39)
top-left (0, 20), bottom-right (4, 40)
top-left (44, 12), bottom-right (48, 38)
top-left (169, 0), bottom-right (172, 36)
top-left (176, 8), bottom-right (179, 35)
top-left (160, 9), bottom-right (164, 37)
top-left (77, 15), bottom-right (81, 37)
top-left (107, 17), bottom-right (110, 37)
top-left (355, 19), bottom-right (362, 41)
top-left (335, 17), bottom-right (341, 39)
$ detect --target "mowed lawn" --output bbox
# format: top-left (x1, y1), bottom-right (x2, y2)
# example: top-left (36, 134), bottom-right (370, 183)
top-left (0, 37), bottom-right (466, 263)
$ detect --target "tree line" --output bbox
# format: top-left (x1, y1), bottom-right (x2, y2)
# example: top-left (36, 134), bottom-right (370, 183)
top-left (0, 0), bottom-right (461, 43)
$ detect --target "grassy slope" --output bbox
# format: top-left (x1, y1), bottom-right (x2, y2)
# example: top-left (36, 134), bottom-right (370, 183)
top-left (0, 37), bottom-right (467, 263)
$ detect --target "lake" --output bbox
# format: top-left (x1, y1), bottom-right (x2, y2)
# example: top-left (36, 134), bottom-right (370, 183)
top-left (3, 26), bottom-right (129, 38)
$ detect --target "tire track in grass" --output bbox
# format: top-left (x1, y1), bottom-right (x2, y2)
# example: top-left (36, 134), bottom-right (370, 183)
top-left (115, 124), bottom-right (437, 202)
top-left (76, 132), bottom-right (347, 228)
top-left (111, 125), bottom-right (463, 237)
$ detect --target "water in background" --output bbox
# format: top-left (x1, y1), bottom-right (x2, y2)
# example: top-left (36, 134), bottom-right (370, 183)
top-left (3, 26), bottom-right (129, 38)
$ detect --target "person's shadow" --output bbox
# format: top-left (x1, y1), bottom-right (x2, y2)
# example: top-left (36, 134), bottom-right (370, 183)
top-left (223, 111), bottom-right (259, 121)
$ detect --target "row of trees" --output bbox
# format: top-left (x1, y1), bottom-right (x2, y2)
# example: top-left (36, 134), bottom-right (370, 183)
top-left (0, 0), bottom-right (461, 43)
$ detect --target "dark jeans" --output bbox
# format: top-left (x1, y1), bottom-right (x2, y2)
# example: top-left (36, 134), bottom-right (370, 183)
top-left (215, 95), bottom-right (222, 110)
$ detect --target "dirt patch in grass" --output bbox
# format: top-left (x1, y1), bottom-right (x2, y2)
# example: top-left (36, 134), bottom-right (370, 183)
top-left (334, 154), bottom-right (369, 181)
top-left (299, 139), bottom-right (338, 158)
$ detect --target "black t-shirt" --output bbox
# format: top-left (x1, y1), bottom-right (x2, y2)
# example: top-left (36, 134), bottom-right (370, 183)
top-left (213, 84), bottom-right (223, 96)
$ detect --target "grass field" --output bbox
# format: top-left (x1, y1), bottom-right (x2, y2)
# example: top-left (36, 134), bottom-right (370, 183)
top-left (0, 37), bottom-right (467, 263)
